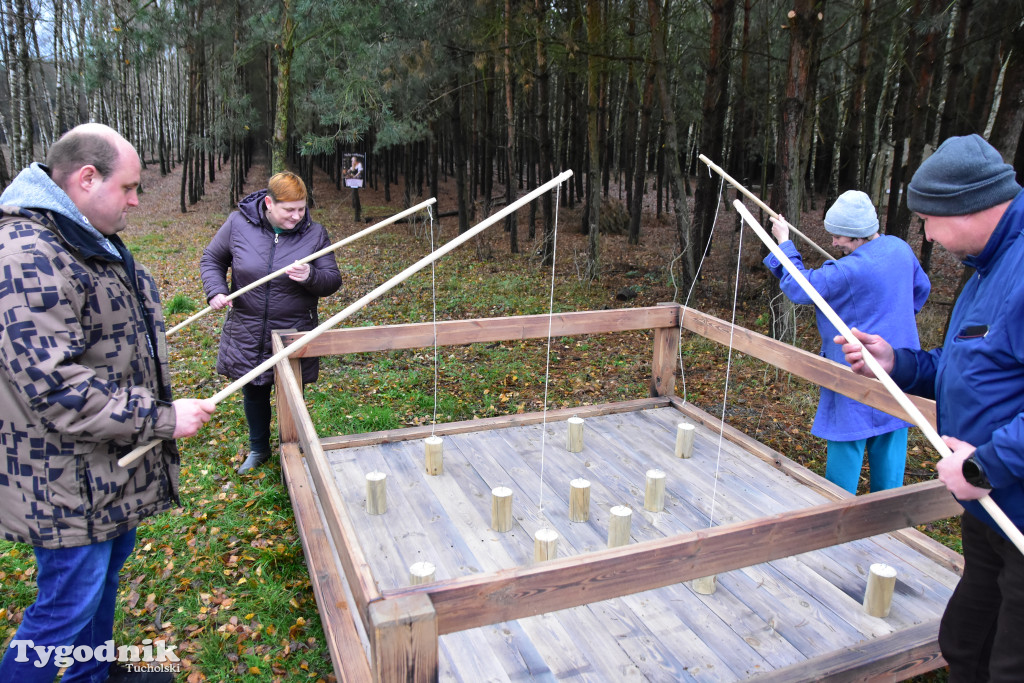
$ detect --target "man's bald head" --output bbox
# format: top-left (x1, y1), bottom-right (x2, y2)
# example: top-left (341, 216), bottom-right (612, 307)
top-left (46, 123), bottom-right (137, 190)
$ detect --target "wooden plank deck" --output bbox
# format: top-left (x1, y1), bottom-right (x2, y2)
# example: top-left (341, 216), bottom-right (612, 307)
top-left (317, 403), bottom-right (961, 681)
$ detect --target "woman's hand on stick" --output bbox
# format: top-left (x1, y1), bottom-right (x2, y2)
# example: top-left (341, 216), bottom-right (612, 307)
top-left (209, 294), bottom-right (231, 310)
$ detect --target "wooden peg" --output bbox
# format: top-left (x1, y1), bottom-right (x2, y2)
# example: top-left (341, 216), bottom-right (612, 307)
top-left (692, 575), bottom-right (718, 595)
top-left (644, 469), bottom-right (666, 512)
top-left (567, 416), bottom-right (584, 452)
top-left (424, 435), bottom-right (443, 475)
top-left (409, 561), bottom-right (436, 586)
top-left (534, 528), bottom-right (559, 562)
top-left (607, 505), bottom-right (632, 547)
top-left (569, 478), bottom-right (591, 522)
top-left (675, 422), bottom-right (696, 459)
top-left (491, 486), bottom-right (513, 532)
top-left (366, 471), bottom-right (387, 515)
top-left (863, 563), bottom-right (898, 617)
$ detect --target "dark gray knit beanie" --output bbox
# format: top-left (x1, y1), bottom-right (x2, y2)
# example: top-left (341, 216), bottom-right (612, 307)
top-left (824, 190), bottom-right (879, 238)
top-left (907, 134), bottom-right (1021, 216)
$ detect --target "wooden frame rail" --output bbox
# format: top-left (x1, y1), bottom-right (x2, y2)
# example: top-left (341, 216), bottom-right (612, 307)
top-left (272, 304), bottom-right (948, 681)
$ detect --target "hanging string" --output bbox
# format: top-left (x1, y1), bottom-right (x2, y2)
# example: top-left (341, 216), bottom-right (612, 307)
top-left (428, 206), bottom-right (439, 435)
top-left (537, 181), bottom-right (562, 513)
top-left (708, 210), bottom-right (746, 529)
top-left (676, 173), bottom-right (726, 404)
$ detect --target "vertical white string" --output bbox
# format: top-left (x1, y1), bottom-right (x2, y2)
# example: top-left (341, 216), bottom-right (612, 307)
top-left (708, 215), bottom-right (745, 529)
top-left (537, 181), bottom-right (562, 513)
top-left (428, 206), bottom-right (439, 435)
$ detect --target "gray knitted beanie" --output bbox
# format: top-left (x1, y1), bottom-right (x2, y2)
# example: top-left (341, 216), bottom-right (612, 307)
top-left (824, 190), bottom-right (879, 238)
top-left (907, 134), bottom-right (1021, 216)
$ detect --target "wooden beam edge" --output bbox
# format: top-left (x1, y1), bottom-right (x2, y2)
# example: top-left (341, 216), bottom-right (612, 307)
top-left (281, 443), bottom-right (373, 683)
top-left (386, 481), bottom-right (958, 635)
top-left (747, 619), bottom-right (946, 682)
top-left (320, 397), bottom-right (670, 450)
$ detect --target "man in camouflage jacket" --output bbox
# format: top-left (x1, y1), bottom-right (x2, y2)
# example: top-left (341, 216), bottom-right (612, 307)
top-left (0, 124), bottom-right (214, 682)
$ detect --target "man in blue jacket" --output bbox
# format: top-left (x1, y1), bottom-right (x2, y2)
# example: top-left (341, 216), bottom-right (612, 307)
top-left (842, 134), bottom-right (1024, 682)
top-left (764, 190), bottom-right (930, 494)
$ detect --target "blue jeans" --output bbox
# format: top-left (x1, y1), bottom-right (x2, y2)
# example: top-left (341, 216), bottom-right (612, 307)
top-left (825, 428), bottom-right (907, 494)
top-left (0, 527), bottom-right (137, 683)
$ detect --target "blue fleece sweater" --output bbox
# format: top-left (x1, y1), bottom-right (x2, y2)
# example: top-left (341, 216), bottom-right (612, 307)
top-left (765, 234), bottom-right (931, 441)
top-left (893, 189), bottom-right (1024, 535)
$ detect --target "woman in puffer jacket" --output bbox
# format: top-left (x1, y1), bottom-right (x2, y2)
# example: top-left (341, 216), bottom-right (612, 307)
top-left (201, 171), bottom-right (342, 473)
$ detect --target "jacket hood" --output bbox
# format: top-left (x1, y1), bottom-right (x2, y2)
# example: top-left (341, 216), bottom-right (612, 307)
top-left (964, 189), bottom-right (1024, 277)
top-left (237, 188), bottom-right (312, 233)
top-left (0, 162), bottom-right (120, 259)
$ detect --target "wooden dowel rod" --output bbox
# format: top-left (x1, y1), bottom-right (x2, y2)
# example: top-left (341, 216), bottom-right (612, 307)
top-left (118, 170), bottom-right (574, 469)
top-left (863, 563), bottom-right (897, 617)
top-left (692, 575), bottom-right (718, 595)
top-left (409, 561), bottom-right (436, 586)
top-left (424, 435), bottom-right (443, 475)
top-left (569, 478), bottom-right (590, 522)
top-left (366, 471), bottom-right (387, 515)
top-left (734, 198), bottom-right (1024, 555)
top-left (166, 197), bottom-right (438, 336)
top-left (566, 416), bottom-right (584, 453)
top-left (534, 528), bottom-right (558, 562)
top-left (607, 505), bottom-right (632, 547)
top-left (491, 486), bottom-right (513, 532)
top-left (699, 154), bottom-right (835, 260)
top-left (644, 469), bottom-right (666, 512)
top-left (675, 422), bottom-right (695, 459)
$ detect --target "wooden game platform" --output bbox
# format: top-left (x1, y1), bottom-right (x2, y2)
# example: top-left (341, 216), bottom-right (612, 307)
top-left (272, 305), bottom-right (964, 682)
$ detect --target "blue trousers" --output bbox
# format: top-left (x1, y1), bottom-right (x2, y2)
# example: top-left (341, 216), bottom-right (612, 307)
top-left (0, 527), bottom-right (137, 683)
top-left (825, 428), bottom-right (907, 494)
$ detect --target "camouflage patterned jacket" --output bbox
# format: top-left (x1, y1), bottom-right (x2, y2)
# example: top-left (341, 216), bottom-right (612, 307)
top-left (0, 204), bottom-right (180, 549)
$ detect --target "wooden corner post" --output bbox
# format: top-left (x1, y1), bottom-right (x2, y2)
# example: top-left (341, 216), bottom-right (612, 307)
top-left (370, 593), bottom-right (438, 682)
top-left (650, 303), bottom-right (681, 397)
top-left (273, 329), bottom-right (302, 445)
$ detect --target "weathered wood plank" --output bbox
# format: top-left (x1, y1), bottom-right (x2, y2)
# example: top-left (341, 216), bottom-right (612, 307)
top-left (278, 307), bottom-right (678, 357)
top-left (679, 306), bottom-right (937, 428)
top-left (320, 397), bottom-right (669, 450)
top-left (272, 341), bottom-right (382, 622)
top-left (747, 620), bottom-right (945, 682)
top-left (280, 444), bottom-right (372, 683)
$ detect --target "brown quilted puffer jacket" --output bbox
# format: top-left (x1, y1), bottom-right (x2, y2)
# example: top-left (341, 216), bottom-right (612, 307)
top-left (0, 206), bottom-right (179, 549)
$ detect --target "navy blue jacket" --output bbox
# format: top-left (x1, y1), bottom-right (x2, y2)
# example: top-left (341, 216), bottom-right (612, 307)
top-left (893, 190), bottom-right (1024, 535)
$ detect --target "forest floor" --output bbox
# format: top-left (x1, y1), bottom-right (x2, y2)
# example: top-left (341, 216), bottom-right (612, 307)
top-left (0, 157), bottom-right (960, 681)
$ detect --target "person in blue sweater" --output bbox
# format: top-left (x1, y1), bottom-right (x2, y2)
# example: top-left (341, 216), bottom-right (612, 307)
top-left (764, 190), bottom-right (930, 494)
top-left (841, 134), bottom-right (1024, 682)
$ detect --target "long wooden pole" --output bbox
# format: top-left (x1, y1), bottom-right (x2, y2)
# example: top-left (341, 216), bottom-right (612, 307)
top-left (119, 170), bottom-right (574, 468)
top-left (733, 198), bottom-right (1024, 554)
top-left (166, 197), bottom-right (438, 336)
top-left (698, 154), bottom-right (835, 260)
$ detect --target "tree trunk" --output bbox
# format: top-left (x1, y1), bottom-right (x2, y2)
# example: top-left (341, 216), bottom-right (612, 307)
top-left (271, 0), bottom-right (296, 175)
top-left (647, 0), bottom-right (695, 284)
top-left (692, 0), bottom-right (736, 267)
top-left (584, 0), bottom-right (601, 280)
top-left (504, 0), bottom-right (519, 254)
top-left (535, 0), bottom-right (555, 263)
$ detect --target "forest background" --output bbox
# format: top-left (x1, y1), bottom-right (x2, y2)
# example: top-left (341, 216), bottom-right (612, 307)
top-left (1, 0), bottom-right (1023, 680)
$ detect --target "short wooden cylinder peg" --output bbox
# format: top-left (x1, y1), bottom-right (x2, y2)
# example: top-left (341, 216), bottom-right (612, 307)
top-left (607, 505), bottom-right (632, 548)
top-left (863, 563), bottom-right (898, 617)
top-left (491, 486), bottom-right (513, 532)
top-left (424, 435), bottom-right (443, 475)
top-left (675, 422), bottom-right (696, 459)
top-left (409, 561), bottom-right (436, 586)
top-left (567, 416), bottom-right (584, 452)
top-left (569, 478), bottom-right (591, 522)
top-left (692, 575), bottom-right (717, 595)
top-left (366, 471), bottom-right (387, 515)
top-left (534, 528), bottom-right (559, 562)
top-left (644, 469), bottom-right (666, 512)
